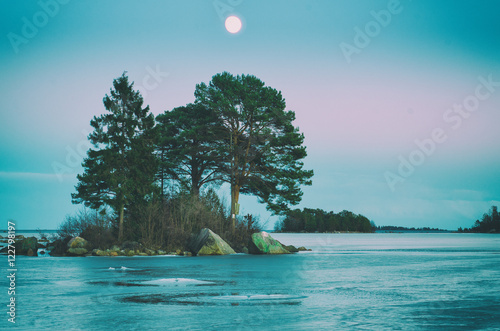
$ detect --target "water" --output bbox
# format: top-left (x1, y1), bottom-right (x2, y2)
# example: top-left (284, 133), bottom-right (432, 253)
top-left (2, 233), bottom-right (500, 330)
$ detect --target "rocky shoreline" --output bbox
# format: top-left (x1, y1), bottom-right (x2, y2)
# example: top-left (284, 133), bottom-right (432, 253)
top-left (0, 228), bottom-right (311, 257)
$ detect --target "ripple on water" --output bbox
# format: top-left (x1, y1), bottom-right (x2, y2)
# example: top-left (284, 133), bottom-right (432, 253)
top-left (120, 293), bottom-right (307, 306)
top-left (87, 278), bottom-right (223, 287)
top-left (107, 266), bottom-right (133, 271)
top-left (142, 278), bottom-right (215, 286)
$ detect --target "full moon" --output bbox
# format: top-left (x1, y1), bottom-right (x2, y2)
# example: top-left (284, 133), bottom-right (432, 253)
top-left (225, 16), bottom-right (242, 34)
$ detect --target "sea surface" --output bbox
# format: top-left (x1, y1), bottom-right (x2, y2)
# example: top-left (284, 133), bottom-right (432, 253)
top-left (2, 233), bottom-right (500, 330)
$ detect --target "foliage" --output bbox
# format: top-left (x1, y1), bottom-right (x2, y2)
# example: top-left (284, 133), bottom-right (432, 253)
top-left (58, 209), bottom-right (115, 249)
top-left (71, 71), bottom-right (309, 249)
top-left (194, 72), bottom-right (313, 218)
top-left (72, 72), bottom-right (158, 241)
top-left (124, 189), bottom-right (261, 251)
top-left (275, 208), bottom-right (373, 233)
top-left (155, 103), bottom-right (224, 196)
top-left (465, 206), bottom-right (500, 233)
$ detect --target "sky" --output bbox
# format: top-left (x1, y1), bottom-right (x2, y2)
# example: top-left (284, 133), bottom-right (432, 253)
top-left (1, 0), bottom-right (499, 230)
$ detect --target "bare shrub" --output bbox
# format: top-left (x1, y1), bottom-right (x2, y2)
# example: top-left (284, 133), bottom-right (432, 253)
top-left (58, 209), bottom-right (115, 249)
top-left (129, 189), bottom-right (261, 252)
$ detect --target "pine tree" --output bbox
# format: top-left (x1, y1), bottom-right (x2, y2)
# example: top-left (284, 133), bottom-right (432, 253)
top-left (72, 73), bottom-right (157, 241)
top-left (155, 103), bottom-right (224, 196)
top-left (195, 72), bottom-right (313, 229)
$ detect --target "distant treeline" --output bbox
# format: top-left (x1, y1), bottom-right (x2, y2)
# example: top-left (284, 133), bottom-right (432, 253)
top-left (375, 226), bottom-right (448, 232)
top-left (274, 208), bottom-right (373, 233)
top-left (459, 206), bottom-right (499, 233)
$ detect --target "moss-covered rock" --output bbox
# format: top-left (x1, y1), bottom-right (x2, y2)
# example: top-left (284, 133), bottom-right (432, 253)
top-left (48, 236), bottom-right (72, 256)
top-left (67, 237), bottom-right (91, 256)
top-left (121, 241), bottom-right (143, 253)
top-left (283, 244), bottom-right (299, 253)
top-left (68, 237), bottom-right (90, 249)
top-left (1, 237), bottom-right (40, 256)
top-left (110, 245), bottom-right (121, 252)
top-left (124, 249), bottom-right (135, 256)
top-left (15, 237), bottom-right (39, 256)
top-left (92, 249), bottom-right (109, 256)
top-left (68, 247), bottom-right (89, 256)
top-left (189, 228), bottom-right (236, 256)
top-left (248, 232), bottom-right (290, 254)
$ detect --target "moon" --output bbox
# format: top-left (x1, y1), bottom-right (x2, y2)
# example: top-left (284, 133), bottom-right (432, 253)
top-left (225, 16), bottom-right (242, 34)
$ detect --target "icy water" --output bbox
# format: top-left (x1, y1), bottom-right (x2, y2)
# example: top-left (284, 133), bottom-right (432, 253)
top-left (2, 233), bottom-right (500, 330)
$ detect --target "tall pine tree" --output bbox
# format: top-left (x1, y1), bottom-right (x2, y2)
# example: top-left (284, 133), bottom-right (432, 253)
top-left (72, 73), bottom-right (157, 241)
top-left (155, 103), bottom-right (224, 196)
top-left (195, 72), bottom-right (313, 228)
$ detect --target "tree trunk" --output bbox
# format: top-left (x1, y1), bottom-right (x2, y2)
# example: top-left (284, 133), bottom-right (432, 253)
top-left (192, 185), bottom-right (200, 198)
top-left (230, 184), bottom-right (240, 232)
top-left (118, 204), bottom-right (124, 242)
top-left (160, 148), bottom-right (166, 200)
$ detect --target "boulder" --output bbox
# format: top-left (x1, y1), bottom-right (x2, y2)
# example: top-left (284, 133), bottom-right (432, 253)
top-left (121, 241), bottom-right (143, 252)
top-left (189, 228), bottom-right (236, 256)
top-left (16, 237), bottom-right (39, 256)
top-left (110, 245), bottom-right (121, 252)
top-left (68, 236), bottom-right (90, 249)
top-left (67, 237), bottom-right (91, 256)
top-left (49, 236), bottom-right (72, 256)
top-left (283, 244), bottom-right (299, 253)
top-left (67, 248), bottom-right (88, 256)
top-left (92, 249), bottom-right (109, 256)
top-left (297, 246), bottom-right (312, 252)
top-left (248, 232), bottom-right (290, 254)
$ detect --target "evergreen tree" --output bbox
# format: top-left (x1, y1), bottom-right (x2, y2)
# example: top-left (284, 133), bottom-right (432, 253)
top-left (155, 103), bottom-right (224, 196)
top-left (277, 208), bottom-right (373, 233)
top-left (72, 73), bottom-right (157, 241)
top-left (194, 72), bottom-right (313, 229)
top-left (471, 206), bottom-right (500, 233)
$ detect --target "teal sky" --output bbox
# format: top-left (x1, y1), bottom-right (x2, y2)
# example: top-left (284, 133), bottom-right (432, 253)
top-left (1, 0), bottom-right (499, 230)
